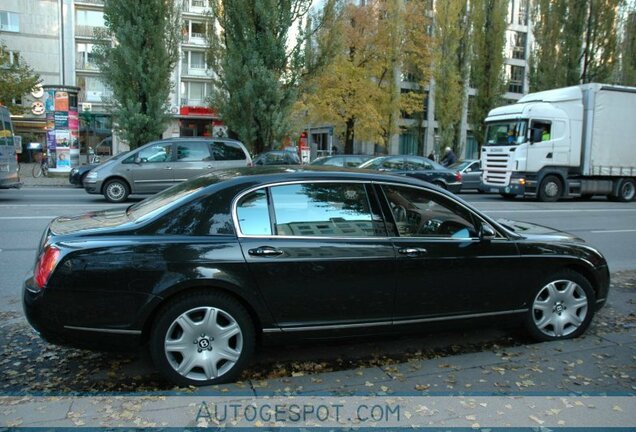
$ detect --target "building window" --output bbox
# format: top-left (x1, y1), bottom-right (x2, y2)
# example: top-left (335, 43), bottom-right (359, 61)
top-left (181, 81), bottom-right (212, 106)
top-left (75, 10), bottom-right (105, 37)
top-left (507, 0), bottom-right (515, 24)
top-left (506, 65), bottom-right (525, 94)
top-left (507, 31), bottom-right (527, 60)
top-left (76, 43), bottom-right (99, 70)
top-left (0, 11), bottom-right (20, 32)
top-left (518, 0), bottom-right (529, 25)
top-left (78, 76), bottom-right (112, 102)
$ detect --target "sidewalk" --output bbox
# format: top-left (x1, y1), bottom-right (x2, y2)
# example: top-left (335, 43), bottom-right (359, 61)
top-left (18, 163), bottom-right (74, 187)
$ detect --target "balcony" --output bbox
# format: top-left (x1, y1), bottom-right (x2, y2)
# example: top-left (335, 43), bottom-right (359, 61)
top-left (181, 63), bottom-right (209, 77)
top-left (75, 25), bottom-right (107, 38)
top-left (75, 0), bottom-right (104, 6)
top-left (181, 98), bottom-right (206, 107)
top-left (183, 0), bottom-right (211, 15)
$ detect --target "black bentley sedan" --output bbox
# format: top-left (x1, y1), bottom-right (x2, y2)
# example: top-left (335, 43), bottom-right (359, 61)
top-left (23, 166), bottom-right (609, 386)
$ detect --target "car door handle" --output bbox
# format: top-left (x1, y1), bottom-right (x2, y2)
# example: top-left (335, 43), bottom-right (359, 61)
top-left (398, 247), bottom-right (427, 256)
top-left (248, 247), bottom-right (283, 257)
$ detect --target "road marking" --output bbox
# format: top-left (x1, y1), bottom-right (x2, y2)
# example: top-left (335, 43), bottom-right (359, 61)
top-left (590, 229), bottom-right (636, 234)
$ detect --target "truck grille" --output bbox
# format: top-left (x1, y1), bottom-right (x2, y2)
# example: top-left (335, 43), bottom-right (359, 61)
top-left (483, 153), bottom-right (511, 186)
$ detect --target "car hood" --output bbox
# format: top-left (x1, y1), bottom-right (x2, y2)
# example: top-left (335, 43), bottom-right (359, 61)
top-left (50, 208), bottom-right (131, 235)
top-left (496, 218), bottom-right (585, 242)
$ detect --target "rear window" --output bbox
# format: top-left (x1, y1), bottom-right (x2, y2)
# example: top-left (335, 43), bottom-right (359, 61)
top-left (210, 141), bottom-right (246, 161)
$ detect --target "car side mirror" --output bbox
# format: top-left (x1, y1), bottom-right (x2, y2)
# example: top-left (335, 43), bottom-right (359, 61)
top-left (480, 224), bottom-right (497, 241)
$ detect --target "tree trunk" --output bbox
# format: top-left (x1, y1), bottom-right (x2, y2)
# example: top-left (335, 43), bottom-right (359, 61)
top-left (345, 118), bottom-right (355, 154)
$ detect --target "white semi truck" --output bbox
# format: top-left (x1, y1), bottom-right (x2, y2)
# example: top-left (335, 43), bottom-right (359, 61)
top-left (480, 83), bottom-right (636, 202)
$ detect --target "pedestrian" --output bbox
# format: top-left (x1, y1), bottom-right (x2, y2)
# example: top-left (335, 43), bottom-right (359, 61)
top-left (441, 147), bottom-right (457, 167)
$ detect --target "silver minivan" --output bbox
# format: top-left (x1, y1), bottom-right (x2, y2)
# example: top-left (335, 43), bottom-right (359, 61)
top-left (84, 137), bottom-right (252, 202)
top-left (0, 106), bottom-right (20, 189)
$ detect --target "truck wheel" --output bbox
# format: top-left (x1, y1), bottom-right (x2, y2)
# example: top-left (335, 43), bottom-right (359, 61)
top-left (538, 175), bottom-right (562, 202)
top-left (615, 179), bottom-right (636, 202)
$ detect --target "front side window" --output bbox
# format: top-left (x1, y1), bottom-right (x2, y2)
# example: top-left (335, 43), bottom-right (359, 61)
top-left (382, 185), bottom-right (477, 238)
top-left (136, 143), bottom-right (173, 163)
top-left (270, 183), bottom-right (382, 237)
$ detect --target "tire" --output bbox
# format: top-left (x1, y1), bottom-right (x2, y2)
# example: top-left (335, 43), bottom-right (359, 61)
top-left (103, 179), bottom-right (130, 203)
top-left (32, 164), bottom-right (42, 178)
top-left (538, 175), bottom-right (563, 202)
top-left (615, 178), bottom-right (636, 202)
top-left (525, 270), bottom-right (595, 342)
top-left (500, 193), bottom-right (516, 200)
top-left (150, 291), bottom-right (255, 387)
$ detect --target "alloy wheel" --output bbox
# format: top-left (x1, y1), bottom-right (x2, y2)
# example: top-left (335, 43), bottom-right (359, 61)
top-left (531, 279), bottom-right (589, 338)
top-left (164, 306), bottom-right (243, 381)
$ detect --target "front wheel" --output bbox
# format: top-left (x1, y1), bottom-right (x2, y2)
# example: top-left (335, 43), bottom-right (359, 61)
top-left (150, 291), bottom-right (255, 386)
top-left (32, 164), bottom-right (42, 178)
top-left (103, 179), bottom-right (130, 203)
top-left (525, 271), bottom-right (595, 342)
top-left (538, 175), bottom-right (563, 202)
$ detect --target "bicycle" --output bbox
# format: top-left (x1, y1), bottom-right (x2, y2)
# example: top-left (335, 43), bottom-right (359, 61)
top-left (32, 152), bottom-right (49, 178)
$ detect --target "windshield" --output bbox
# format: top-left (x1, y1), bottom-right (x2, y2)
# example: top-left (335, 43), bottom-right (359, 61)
top-left (127, 174), bottom-right (220, 222)
top-left (484, 120), bottom-right (528, 146)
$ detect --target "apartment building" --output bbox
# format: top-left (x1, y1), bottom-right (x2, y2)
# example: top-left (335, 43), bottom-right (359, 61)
top-left (0, 0), bottom-right (221, 155)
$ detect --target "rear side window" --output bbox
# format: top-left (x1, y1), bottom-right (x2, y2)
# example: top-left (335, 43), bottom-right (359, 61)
top-left (210, 141), bottom-right (246, 161)
top-left (270, 183), bottom-right (384, 237)
top-left (237, 189), bottom-right (271, 235)
top-left (176, 141), bottom-right (212, 162)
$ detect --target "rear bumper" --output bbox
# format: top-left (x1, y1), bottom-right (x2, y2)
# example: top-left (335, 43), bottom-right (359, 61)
top-left (447, 182), bottom-right (462, 194)
top-left (0, 174), bottom-right (21, 189)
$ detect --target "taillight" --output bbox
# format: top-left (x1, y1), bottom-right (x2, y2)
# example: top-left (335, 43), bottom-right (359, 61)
top-left (34, 246), bottom-right (61, 289)
top-left (455, 171), bottom-right (462, 182)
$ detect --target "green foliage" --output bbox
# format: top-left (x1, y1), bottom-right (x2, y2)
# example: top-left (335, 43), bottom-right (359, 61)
top-left (93, 0), bottom-right (181, 149)
top-left (208, 0), bottom-right (337, 154)
top-left (469, 0), bottom-right (507, 148)
top-left (0, 41), bottom-right (40, 114)
top-left (618, 10), bottom-right (636, 85)
top-left (530, 0), bottom-right (622, 91)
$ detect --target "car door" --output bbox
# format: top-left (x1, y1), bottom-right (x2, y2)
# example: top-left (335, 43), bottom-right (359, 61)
top-left (172, 140), bottom-right (214, 182)
top-left (236, 181), bottom-right (397, 329)
top-left (377, 183), bottom-right (523, 321)
top-left (127, 142), bottom-right (175, 193)
top-left (463, 161), bottom-right (482, 189)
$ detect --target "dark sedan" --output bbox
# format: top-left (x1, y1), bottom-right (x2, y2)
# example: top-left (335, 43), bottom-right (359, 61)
top-left (24, 166), bottom-right (609, 386)
top-left (359, 155), bottom-right (462, 193)
top-left (253, 150), bottom-right (300, 165)
top-left (310, 154), bottom-right (373, 168)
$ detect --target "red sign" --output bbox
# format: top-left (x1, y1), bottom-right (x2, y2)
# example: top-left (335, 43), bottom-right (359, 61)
top-left (179, 106), bottom-right (218, 116)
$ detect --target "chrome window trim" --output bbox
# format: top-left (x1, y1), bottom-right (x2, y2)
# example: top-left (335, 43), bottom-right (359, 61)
top-left (262, 309), bottom-right (528, 333)
top-left (64, 325), bottom-right (142, 335)
top-left (231, 178), bottom-right (510, 241)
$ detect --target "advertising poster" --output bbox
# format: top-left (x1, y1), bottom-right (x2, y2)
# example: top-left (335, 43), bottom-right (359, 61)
top-left (46, 131), bottom-right (56, 151)
top-left (54, 111), bottom-right (69, 128)
top-left (55, 130), bottom-right (70, 148)
top-left (44, 90), bottom-right (55, 112)
top-left (69, 110), bottom-right (79, 130)
top-left (70, 130), bottom-right (79, 150)
top-left (46, 114), bottom-right (55, 131)
top-left (54, 91), bottom-right (69, 111)
top-left (56, 148), bottom-right (70, 169)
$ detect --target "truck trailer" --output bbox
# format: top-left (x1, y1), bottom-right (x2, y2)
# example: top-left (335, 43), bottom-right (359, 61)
top-left (480, 83), bottom-right (636, 202)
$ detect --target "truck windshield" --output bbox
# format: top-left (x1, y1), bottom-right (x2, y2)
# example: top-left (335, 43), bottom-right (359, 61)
top-left (484, 120), bottom-right (528, 146)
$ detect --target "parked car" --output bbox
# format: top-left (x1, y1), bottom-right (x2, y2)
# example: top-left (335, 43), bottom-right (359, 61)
top-left (310, 154), bottom-right (373, 168)
top-left (359, 155), bottom-right (462, 193)
top-left (449, 159), bottom-right (483, 192)
top-left (253, 150), bottom-right (301, 165)
top-left (69, 151), bottom-right (130, 187)
top-left (24, 166), bottom-right (609, 386)
top-left (0, 105), bottom-right (20, 190)
top-left (83, 138), bottom-right (252, 202)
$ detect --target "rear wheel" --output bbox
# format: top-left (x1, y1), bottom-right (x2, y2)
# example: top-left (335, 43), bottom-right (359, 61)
top-left (103, 179), bottom-right (130, 203)
top-left (538, 175), bottom-right (563, 202)
top-left (150, 291), bottom-right (255, 386)
top-left (612, 178), bottom-right (636, 202)
top-left (32, 164), bottom-right (42, 178)
top-left (525, 270), bottom-right (595, 342)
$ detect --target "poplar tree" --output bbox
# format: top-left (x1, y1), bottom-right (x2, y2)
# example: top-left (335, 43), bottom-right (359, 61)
top-left (0, 41), bottom-right (40, 114)
top-left (469, 0), bottom-right (507, 149)
top-left (93, 0), bottom-right (181, 149)
top-left (618, 9), bottom-right (636, 85)
top-left (207, 0), bottom-right (337, 154)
